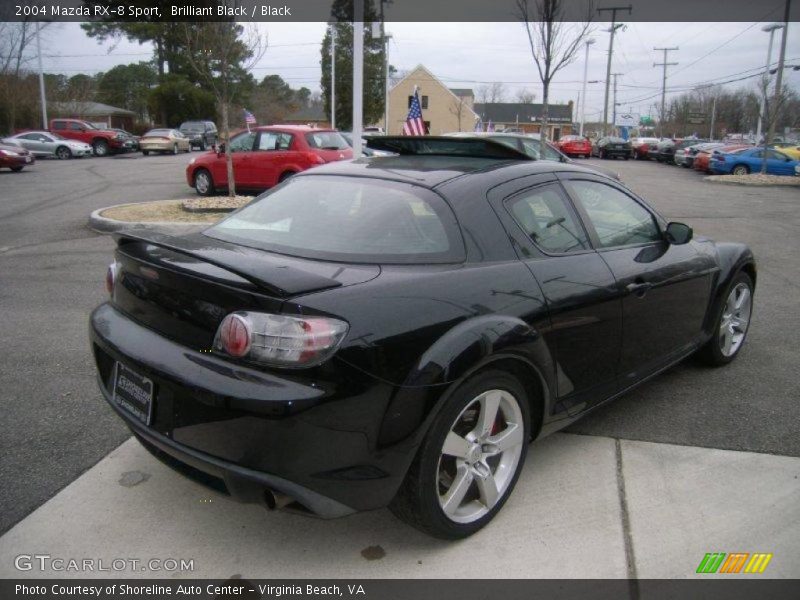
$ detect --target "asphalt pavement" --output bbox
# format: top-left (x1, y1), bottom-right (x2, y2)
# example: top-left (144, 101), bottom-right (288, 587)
top-left (0, 151), bottom-right (798, 543)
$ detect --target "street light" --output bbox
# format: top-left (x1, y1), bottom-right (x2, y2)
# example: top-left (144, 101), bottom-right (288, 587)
top-left (579, 38), bottom-right (595, 137)
top-left (756, 23), bottom-right (784, 141)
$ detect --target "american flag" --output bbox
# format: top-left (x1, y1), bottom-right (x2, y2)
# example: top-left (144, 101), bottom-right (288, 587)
top-left (474, 119), bottom-right (483, 132)
top-left (403, 88), bottom-right (426, 136)
top-left (243, 109), bottom-right (257, 125)
top-left (486, 120), bottom-right (495, 133)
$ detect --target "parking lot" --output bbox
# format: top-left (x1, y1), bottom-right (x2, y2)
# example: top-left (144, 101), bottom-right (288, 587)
top-left (0, 153), bottom-right (798, 577)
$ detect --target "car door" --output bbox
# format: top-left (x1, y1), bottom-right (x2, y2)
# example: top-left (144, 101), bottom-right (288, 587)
top-left (217, 131), bottom-right (257, 188)
top-left (767, 150), bottom-right (794, 175)
top-left (490, 175), bottom-right (623, 415)
top-left (15, 133), bottom-right (44, 155)
top-left (252, 131), bottom-right (293, 188)
top-left (561, 174), bottom-right (717, 382)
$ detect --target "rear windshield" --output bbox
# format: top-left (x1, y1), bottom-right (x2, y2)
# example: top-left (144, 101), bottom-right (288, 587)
top-left (145, 129), bottom-right (171, 137)
top-left (305, 131), bottom-right (349, 150)
top-left (205, 176), bottom-right (465, 264)
top-left (180, 122), bottom-right (204, 131)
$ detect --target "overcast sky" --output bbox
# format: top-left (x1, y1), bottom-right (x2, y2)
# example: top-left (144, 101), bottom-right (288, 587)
top-left (40, 20), bottom-right (799, 122)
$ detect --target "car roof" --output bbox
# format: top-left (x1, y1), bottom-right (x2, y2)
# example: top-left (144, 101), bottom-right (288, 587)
top-left (296, 154), bottom-right (602, 189)
top-left (269, 125), bottom-right (337, 133)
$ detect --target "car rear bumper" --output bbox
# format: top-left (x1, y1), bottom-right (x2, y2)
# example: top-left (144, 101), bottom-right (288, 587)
top-left (89, 303), bottom-right (413, 516)
top-left (1, 154), bottom-right (34, 167)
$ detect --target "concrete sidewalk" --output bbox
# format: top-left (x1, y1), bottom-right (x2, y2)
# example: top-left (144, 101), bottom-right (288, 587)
top-left (1, 433), bottom-right (798, 579)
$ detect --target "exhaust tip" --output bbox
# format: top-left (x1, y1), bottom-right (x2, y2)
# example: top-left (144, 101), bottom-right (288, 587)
top-left (264, 489), bottom-right (294, 511)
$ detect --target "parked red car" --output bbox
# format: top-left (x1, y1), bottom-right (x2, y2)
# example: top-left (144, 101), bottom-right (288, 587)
top-left (556, 135), bottom-right (592, 158)
top-left (0, 141), bottom-right (35, 171)
top-left (49, 118), bottom-right (133, 156)
top-left (631, 137), bottom-right (660, 160)
top-left (693, 145), bottom-right (750, 173)
top-left (186, 126), bottom-right (353, 196)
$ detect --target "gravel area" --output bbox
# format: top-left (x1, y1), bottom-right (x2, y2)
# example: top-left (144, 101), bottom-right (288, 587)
top-left (705, 173), bottom-right (800, 186)
top-left (100, 200), bottom-right (226, 223)
top-left (182, 195), bottom-right (255, 212)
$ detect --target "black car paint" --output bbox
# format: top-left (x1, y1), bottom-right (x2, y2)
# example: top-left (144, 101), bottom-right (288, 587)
top-left (90, 157), bottom-right (755, 517)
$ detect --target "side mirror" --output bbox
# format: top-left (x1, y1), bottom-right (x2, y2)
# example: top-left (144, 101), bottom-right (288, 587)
top-left (666, 222), bottom-right (693, 245)
top-left (216, 142), bottom-right (226, 157)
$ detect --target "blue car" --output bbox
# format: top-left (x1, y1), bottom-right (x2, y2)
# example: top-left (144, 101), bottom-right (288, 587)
top-left (710, 147), bottom-right (800, 176)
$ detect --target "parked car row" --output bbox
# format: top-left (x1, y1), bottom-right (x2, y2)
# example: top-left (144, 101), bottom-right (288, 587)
top-left (634, 136), bottom-right (800, 177)
top-left (0, 141), bottom-right (36, 171)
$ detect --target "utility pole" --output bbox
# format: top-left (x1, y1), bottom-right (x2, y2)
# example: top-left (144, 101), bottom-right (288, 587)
top-left (380, 0), bottom-right (392, 133)
top-left (767, 0), bottom-right (791, 146)
top-left (654, 47), bottom-right (678, 138)
top-left (597, 5), bottom-right (631, 137)
top-left (36, 22), bottom-right (48, 129)
top-left (709, 95), bottom-right (717, 140)
top-left (330, 24), bottom-right (336, 130)
top-left (579, 38), bottom-right (595, 137)
top-left (612, 72), bottom-right (622, 133)
top-left (352, 0), bottom-right (364, 157)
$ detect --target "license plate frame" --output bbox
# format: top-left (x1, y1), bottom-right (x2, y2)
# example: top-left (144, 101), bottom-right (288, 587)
top-left (113, 362), bottom-right (154, 426)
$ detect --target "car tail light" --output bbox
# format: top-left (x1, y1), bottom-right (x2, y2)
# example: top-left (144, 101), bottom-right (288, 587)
top-left (105, 262), bottom-right (118, 295)
top-left (214, 312), bottom-right (348, 367)
top-left (305, 152), bottom-right (326, 165)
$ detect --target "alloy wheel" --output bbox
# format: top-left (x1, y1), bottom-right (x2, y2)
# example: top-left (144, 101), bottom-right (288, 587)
top-left (436, 389), bottom-right (524, 524)
top-left (195, 171), bottom-right (211, 195)
top-left (56, 146), bottom-right (71, 160)
top-left (719, 282), bottom-right (752, 357)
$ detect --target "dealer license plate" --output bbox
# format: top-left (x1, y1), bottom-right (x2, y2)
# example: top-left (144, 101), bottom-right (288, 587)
top-left (113, 363), bottom-right (154, 425)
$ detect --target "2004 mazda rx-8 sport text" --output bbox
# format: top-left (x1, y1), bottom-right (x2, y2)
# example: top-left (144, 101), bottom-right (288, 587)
top-left (90, 137), bottom-right (755, 539)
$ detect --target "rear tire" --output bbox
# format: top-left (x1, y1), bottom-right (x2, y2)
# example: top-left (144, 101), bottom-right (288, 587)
top-left (11, 166), bottom-right (24, 172)
top-left (142, 150), bottom-right (149, 156)
top-left (696, 272), bottom-right (753, 367)
top-left (732, 164), bottom-right (749, 176)
top-left (390, 369), bottom-right (530, 539)
top-left (278, 171), bottom-right (295, 183)
top-left (194, 169), bottom-right (214, 196)
top-left (92, 139), bottom-right (109, 157)
top-left (172, 144), bottom-right (179, 155)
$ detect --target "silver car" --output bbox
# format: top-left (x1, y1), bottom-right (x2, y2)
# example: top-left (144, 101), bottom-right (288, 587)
top-left (3, 131), bottom-right (93, 159)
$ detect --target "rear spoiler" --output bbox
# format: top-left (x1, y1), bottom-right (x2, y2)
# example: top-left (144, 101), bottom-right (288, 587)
top-left (366, 136), bottom-right (533, 160)
top-left (113, 230), bottom-right (343, 297)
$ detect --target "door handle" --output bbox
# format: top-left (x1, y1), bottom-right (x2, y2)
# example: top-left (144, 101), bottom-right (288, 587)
top-left (626, 280), bottom-right (653, 297)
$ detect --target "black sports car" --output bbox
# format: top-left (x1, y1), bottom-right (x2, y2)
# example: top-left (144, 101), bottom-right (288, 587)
top-left (592, 136), bottom-right (633, 160)
top-left (90, 137), bottom-right (755, 539)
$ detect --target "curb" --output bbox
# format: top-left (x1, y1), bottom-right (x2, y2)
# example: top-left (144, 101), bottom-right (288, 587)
top-left (88, 203), bottom-right (212, 235)
top-left (702, 176), bottom-right (800, 187)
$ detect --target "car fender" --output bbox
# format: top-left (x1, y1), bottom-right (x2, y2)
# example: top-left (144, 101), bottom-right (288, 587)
top-left (376, 315), bottom-right (555, 448)
top-left (702, 241), bottom-right (756, 335)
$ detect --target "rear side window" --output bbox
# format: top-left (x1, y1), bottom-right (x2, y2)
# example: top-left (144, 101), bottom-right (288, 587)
top-left (305, 131), bottom-right (349, 150)
top-left (53, 121), bottom-right (65, 130)
top-left (257, 132), bottom-right (293, 151)
top-left (205, 176), bottom-right (465, 264)
top-left (506, 184), bottom-right (590, 254)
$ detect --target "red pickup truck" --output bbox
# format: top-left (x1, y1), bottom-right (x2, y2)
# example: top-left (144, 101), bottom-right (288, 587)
top-left (49, 119), bottom-right (133, 156)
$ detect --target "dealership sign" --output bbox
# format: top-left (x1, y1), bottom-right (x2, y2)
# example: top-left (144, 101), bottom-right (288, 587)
top-left (614, 113), bottom-right (639, 127)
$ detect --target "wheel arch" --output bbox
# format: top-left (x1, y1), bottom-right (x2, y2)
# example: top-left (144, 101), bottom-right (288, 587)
top-left (377, 315), bottom-right (554, 450)
top-left (703, 242), bottom-right (756, 335)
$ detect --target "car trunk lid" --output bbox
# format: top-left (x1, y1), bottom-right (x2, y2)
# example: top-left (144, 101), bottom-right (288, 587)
top-left (111, 231), bottom-right (379, 349)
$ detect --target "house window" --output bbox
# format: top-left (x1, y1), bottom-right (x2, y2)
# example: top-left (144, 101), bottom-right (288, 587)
top-left (408, 95), bottom-right (429, 109)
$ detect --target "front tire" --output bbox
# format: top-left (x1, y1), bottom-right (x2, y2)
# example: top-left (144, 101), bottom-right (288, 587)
top-left (142, 150), bottom-right (149, 156)
top-left (194, 169), bottom-right (214, 196)
top-left (11, 166), bottom-right (24, 172)
top-left (390, 369), bottom-right (530, 539)
top-left (172, 144), bottom-right (179, 155)
top-left (55, 146), bottom-right (72, 160)
top-left (696, 272), bottom-right (753, 366)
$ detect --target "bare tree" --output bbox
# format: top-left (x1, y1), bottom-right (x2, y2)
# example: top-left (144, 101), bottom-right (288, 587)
top-left (757, 78), bottom-right (791, 174)
top-left (0, 20), bottom-right (52, 131)
top-left (183, 22), bottom-right (266, 199)
top-left (449, 96), bottom-right (468, 131)
top-left (515, 88), bottom-right (536, 104)
top-left (516, 0), bottom-right (593, 145)
top-left (476, 82), bottom-right (507, 104)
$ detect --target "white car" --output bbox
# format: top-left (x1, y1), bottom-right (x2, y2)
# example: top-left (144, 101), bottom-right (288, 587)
top-left (3, 131), bottom-right (94, 159)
